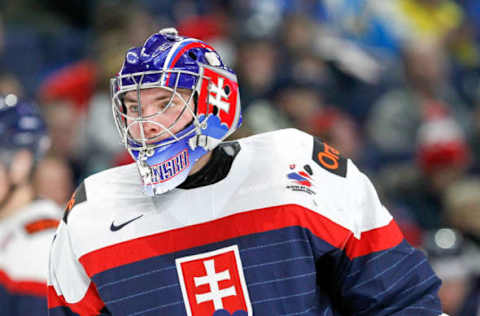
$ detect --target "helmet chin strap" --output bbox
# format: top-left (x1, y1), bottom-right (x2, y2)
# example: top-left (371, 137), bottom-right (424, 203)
top-left (189, 134), bottom-right (221, 151)
top-left (136, 149), bottom-right (154, 188)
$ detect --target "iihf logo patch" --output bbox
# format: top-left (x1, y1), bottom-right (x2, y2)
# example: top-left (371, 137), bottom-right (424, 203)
top-left (287, 170), bottom-right (312, 187)
top-left (176, 245), bottom-right (252, 316)
top-left (286, 164), bottom-right (316, 195)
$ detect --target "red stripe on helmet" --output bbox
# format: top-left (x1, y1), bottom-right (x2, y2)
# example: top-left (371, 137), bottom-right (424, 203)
top-left (165, 41), bottom-right (215, 87)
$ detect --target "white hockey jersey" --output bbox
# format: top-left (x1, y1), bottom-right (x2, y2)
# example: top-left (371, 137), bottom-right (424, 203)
top-left (48, 129), bottom-right (443, 316)
top-left (0, 199), bottom-right (61, 315)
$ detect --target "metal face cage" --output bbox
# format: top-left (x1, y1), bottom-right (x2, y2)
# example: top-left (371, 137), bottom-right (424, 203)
top-left (111, 69), bottom-right (206, 156)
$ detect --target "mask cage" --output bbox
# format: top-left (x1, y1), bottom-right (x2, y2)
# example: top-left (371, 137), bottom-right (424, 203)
top-left (111, 69), bottom-right (209, 154)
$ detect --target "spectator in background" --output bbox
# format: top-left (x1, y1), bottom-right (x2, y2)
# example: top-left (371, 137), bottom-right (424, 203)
top-left (38, 61), bottom-right (96, 114)
top-left (423, 228), bottom-right (480, 316)
top-left (243, 78), bottom-right (325, 135)
top-left (384, 117), bottom-right (471, 230)
top-left (280, 14), bottom-right (318, 60)
top-left (33, 155), bottom-right (73, 208)
top-left (235, 37), bottom-right (278, 109)
top-left (39, 98), bottom-right (86, 185)
top-left (0, 95), bottom-right (61, 316)
top-left (444, 177), bottom-right (480, 247)
top-left (0, 73), bottom-right (24, 97)
top-left (398, 0), bottom-right (464, 45)
top-left (416, 118), bottom-right (471, 193)
top-left (367, 39), bottom-right (470, 162)
top-left (273, 79), bottom-right (326, 135)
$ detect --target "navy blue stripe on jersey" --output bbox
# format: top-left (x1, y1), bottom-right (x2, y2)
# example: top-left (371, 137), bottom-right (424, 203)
top-left (48, 305), bottom-right (111, 316)
top-left (12, 294), bottom-right (48, 315)
top-left (313, 238), bottom-right (442, 315)
top-left (48, 306), bottom-right (79, 316)
top-left (88, 227), bottom-right (441, 315)
top-left (1, 278), bottom-right (48, 316)
top-left (0, 283), bottom-right (13, 315)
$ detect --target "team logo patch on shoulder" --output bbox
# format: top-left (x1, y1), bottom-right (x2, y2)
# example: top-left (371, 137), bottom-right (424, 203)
top-left (312, 138), bottom-right (347, 177)
top-left (286, 164), bottom-right (316, 195)
top-left (176, 245), bottom-right (252, 316)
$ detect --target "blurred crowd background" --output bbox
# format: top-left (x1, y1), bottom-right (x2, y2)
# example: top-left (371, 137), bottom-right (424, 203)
top-left (1, 0), bottom-right (480, 314)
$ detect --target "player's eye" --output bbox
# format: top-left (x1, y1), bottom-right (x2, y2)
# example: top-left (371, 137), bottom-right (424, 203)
top-left (127, 104), bottom-right (139, 114)
top-left (159, 102), bottom-right (169, 110)
top-left (159, 100), bottom-right (178, 111)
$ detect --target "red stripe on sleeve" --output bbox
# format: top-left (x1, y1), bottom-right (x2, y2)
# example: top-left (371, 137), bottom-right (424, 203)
top-left (0, 269), bottom-right (46, 296)
top-left (344, 219), bottom-right (404, 259)
top-left (47, 282), bottom-right (105, 315)
top-left (47, 285), bottom-right (66, 309)
top-left (79, 204), bottom-right (404, 277)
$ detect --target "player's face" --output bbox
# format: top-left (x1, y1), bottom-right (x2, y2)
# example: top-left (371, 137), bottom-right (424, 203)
top-left (0, 150), bottom-right (34, 207)
top-left (123, 87), bottom-right (194, 143)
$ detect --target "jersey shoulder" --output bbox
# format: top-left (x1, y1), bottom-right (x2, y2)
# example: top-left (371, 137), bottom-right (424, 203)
top-left (238, 128), bottom-right (312, 150)
top-left (84, 162), bottom-right (141, 201)
top-left (238, 128), bottom-right (348, 178)
top-left (236, 129), bottom-right (392, 236)
top-left (63, 163), bottom-right (142, 224)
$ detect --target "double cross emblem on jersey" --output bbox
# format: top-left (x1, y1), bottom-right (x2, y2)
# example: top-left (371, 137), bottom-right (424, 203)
top-left (176, 245), bottom-right (252, 316)
top-left (194, 259), bottom-right (237, 310)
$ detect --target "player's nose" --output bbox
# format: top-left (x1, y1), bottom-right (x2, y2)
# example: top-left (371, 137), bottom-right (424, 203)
top-left (141, 105), bottom-right (176, 141)
top-left (142, 121), bottom-right (162, 140)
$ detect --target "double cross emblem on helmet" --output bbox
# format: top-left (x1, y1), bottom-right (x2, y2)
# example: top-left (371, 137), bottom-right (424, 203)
top-left (208, 77), bottom-right (231, 114)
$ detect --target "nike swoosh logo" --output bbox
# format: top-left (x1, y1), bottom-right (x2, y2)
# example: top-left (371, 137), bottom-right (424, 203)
top-left (110, 215), bottom-right (143, 232)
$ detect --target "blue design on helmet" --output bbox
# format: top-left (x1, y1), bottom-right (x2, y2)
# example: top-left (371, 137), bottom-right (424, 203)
top-left (0, 94), bottom-right (49, 167)
top-left (111, 28), bottom-right (242, 196)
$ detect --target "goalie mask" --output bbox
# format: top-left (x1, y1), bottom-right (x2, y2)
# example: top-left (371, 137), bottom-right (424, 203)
top-left (111, 28), bottom-right (241, 196)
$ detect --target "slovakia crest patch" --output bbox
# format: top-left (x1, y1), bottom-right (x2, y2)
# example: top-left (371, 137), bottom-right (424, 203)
top-left (176, 245), bottom-right (252, 316)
